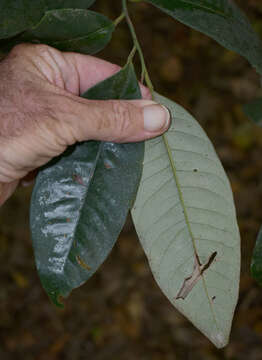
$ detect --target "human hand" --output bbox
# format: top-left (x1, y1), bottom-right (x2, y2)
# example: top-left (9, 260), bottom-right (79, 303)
top-left (0, 44), bottom-right (170, 206)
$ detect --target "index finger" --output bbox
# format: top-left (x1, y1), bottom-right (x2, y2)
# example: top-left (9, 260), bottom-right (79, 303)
top-left (64, 52), bottom-right (151, 99)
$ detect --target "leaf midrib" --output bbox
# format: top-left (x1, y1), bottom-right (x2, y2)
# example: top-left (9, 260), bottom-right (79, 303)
top-left (52, 24), bottom-right (113, 45)
top-left (27, 8), bottom-right (111, 40)
top-left (162, 132), bottom-right (220, 331)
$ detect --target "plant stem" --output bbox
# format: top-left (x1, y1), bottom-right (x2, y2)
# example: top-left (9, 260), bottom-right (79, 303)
top-left (114, 12), bottom-right (125, 27)
top-left (122, 0), bottom-right (155, 98)
top-left (127, 45), bottom-right (137, 64)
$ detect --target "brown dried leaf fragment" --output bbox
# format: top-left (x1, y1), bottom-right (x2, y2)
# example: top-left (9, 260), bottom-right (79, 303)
top-left (76, 255), bottom-right (91, 271)
top-left (176, 252), bottom-right (217, 300)
top-left (72, 174), bottom-right (85, 186)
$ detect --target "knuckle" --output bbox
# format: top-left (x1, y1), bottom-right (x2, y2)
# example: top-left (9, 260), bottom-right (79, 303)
top-left (33, 44), bottom-right (53, 53)
top-left (9, 43), bottom-right (59, 69)
top-left (45, 96), bottom-right (77, 146)
top-left (9, 43), bottom-right (46, 57)
top-left (9, 43), bottom-right (30, 56)
top-left (111, 101), bottom-right (133, 134)
top-left (32, 44), bottom-right (59, 59)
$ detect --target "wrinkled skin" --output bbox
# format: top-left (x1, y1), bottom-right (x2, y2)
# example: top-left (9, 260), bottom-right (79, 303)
top-left (0, 44), bottom-right (169, 206)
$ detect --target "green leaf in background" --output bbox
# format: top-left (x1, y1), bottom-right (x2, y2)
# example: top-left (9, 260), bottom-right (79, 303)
top-left (45, 0), bottom-right (95, 10)
top-left (0, 0), bottom-right (45, 39)
top-left (20, 9), bottom-right (114, 54)
top-left (243, 98), bottom-right (262, 126)
top-left (30, 63), bottom-right (144, 306)
top-left (132, 93), bottom-right (240, 348)
top-left (146, 0), bottom-right (262, 75)
top-left (251, 227), bottom-right (262, 286)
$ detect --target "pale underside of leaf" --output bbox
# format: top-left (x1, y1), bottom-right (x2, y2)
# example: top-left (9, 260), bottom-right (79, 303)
top-left (132, 93), bottom-right (240, 348)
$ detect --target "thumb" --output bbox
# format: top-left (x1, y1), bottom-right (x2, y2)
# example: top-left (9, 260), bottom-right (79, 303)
top-left (60, 98), bottom-right (170, 145)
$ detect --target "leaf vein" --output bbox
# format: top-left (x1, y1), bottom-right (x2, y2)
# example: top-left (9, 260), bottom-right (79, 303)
top-left (143, 198), bottom-right (182, 237)
top-left (194, 237), bottom-right (235, 250)
top-left (180, 185), bottom-right (234, 209)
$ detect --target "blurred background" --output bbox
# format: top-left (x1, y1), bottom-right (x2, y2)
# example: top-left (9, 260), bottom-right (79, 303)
top-left (1, 0), bottom-right (262, 359)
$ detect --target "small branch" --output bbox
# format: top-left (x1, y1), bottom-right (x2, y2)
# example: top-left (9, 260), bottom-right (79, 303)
top-left (176, 252), bottom-right (217, 300)
top-left (127, 45), bottom-right (137, 64)
top-left (122, 0), bottom-right (155, 98)
top-left (114, 12), bottom-right (125, 27)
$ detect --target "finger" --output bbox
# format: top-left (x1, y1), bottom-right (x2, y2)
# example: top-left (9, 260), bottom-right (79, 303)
top-left (59, 97), bottom-right (170, 144)
top-left (0, 97), bottom-right (170, 183)
top-left (63, 52), bottom-right (151, 99)
top-left (9, 44), bottom-right (151, 99)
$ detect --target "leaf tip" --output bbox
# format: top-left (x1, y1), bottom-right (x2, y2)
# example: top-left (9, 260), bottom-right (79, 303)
top-left (211, 331), bottom-right (228, 349)
top-left (49, 290), bottom-right (65, 308)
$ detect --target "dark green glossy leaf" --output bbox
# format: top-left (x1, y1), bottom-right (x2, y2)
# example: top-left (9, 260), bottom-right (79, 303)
top-left (0, 0), bottom-right (45, 39)
top-left (20, 9), bottom-right (114, 54)
top-left (30, 63), bottom-right (144, 306)
top-left (251, 227), bottom-right (262, 286)
top-left (146, 0), bottom-right (262, 75)
top-left (45, 0), bottom-right (95, 10)
top-left (243, 98), bottom-right (262, 126)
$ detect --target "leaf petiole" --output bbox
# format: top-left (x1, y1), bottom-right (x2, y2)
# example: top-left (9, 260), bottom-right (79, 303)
top-left (113, 12), bottom-right (125, 27)
top-left (126, 45), bottom-right (137, 64)
top-left (122, 0), bottom-right (155, 97)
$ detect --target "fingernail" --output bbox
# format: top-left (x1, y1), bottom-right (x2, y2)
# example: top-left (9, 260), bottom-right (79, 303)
top-left (143, 104), bottom-right (170, 132)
